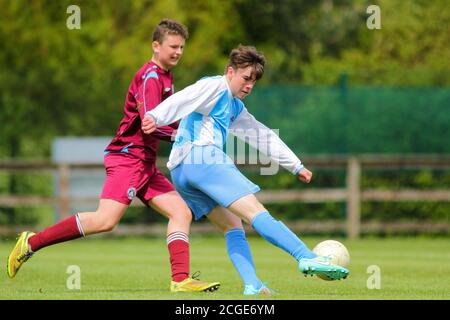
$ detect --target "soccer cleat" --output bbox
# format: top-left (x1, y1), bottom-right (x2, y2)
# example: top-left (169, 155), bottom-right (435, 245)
top-left (7, 231), bottom-right (35, 278)
top-left (170, 277), bottom-right (221, 293)
top-left (299, 255), bottom-right (349, 280)
top-left (243, 283), bottom-right (275, 296)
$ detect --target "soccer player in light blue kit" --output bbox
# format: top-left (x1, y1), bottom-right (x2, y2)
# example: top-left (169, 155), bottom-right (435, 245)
top-left (142, 45), bottom-right (349, 295)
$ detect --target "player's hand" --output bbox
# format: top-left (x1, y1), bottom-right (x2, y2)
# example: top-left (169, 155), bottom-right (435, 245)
top-left (142, 115), bottom-right (156, 134)
top-left (298, 167), bottom-right (313, 184)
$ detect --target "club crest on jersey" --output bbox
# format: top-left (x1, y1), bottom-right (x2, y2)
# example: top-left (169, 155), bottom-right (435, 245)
top-left (127, 187), bottom-right (136, 200)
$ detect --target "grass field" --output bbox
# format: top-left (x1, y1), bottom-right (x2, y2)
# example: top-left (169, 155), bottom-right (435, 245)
top-left (0, 235), bottom-right (449, 300)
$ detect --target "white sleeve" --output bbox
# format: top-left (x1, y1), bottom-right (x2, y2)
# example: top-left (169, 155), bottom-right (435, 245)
top-left (145, 78), bottom-right (221, 127)
top-left (229, 108), bottom-right (304, 175)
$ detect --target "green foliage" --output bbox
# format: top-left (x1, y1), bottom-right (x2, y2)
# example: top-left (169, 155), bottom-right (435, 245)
top-left (0, 207), bottom-right (43, 225)
top-left (362, 201), bottom-right (450, 222)
top-left (362, 169), bottom-right (450, 189)
top-left (303, 0), bottom-right (450, 86)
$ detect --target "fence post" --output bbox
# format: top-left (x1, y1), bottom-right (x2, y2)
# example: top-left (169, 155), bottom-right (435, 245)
top-left (58, 163), bottom-right (70, 221)
top-left (346, 156), bottom-right (361, 239)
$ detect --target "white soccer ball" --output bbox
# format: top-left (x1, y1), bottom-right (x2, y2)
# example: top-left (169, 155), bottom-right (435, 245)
top-left (312, 240), bottom-right (350, 281)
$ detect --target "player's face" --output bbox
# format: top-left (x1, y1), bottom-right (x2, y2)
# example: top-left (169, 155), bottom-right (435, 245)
top-left (227, 66), bottom-right (257, 100)
top-left (152, 34), bottom-right (185, 70)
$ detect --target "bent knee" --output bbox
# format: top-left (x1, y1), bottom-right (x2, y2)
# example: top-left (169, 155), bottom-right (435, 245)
top-left (92, 212), bottom-right (119, 233)
top-left (98, 221), bottom-right (118, 233)
top-left (167, 208), bottom-right (193, 223)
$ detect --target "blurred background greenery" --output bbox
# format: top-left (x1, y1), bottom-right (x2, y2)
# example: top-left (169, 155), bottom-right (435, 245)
top-left (0, 0), bottom-right (449, 233)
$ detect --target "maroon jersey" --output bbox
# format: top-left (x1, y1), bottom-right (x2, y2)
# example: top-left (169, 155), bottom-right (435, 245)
top-left (105, 61), bottom-right (178, 162)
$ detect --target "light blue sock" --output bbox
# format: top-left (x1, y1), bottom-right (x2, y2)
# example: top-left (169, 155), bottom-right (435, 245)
top-left (251, 211), bottom-right (316, 261)
top-left (225, 228), bottom-right (262, 289)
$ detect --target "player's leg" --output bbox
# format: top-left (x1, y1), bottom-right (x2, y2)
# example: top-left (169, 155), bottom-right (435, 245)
top-left (30, 198), bottom-right (128, 251)
top-left (148, 190), bottom-right (192, 283)
top-left (30, 152), bottom-right (137, 248)
top-left (207, 206), bottom-right (272, 295)
top-left (149, 190), bottom-right (191, 235)
top-left (227, 194), bottom-right (316, 260)
top-left (227, 194), bottom-right (349, 280)
top-left (142, 170), bottom-right (220, 292)
top-left (7, 199), bottom-right (128, 278)
top-left (77, 199), bottom-right (128, 235)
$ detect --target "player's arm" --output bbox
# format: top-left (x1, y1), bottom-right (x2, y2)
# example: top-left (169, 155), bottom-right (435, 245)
top-left (142, 79), bottom-right (220, 134)
top-left (230, 107), bottom-right (312, 183)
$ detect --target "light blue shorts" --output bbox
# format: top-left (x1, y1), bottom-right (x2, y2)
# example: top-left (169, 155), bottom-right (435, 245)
top-left (170, 145), bottom-right (260, 220)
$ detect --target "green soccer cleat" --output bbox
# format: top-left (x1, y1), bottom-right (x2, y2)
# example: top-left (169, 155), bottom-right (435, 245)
top-left (170, 277), bottom-right (221, 293)
top-left (7, 231), bottom-right (35, 278)
top-left (299, 255), bottom-right (349, 280)
top-left (243, 283), bottom-right (275, 296)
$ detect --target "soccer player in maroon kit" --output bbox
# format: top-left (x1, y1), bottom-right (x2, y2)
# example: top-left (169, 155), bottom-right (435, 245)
top-left (7, 19), bottom-right (220, 293)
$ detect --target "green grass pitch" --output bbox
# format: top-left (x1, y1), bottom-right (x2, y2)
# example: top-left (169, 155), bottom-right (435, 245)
top-left (0, 235), bottom-right (449, 300)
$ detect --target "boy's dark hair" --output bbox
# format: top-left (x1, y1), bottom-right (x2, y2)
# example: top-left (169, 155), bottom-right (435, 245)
top-left (152, 19), bottom-right (189, 43)
top-left (227, 45), bottom-right (266, 80)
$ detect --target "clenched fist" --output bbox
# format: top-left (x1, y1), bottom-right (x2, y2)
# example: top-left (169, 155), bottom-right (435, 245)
top-left (142, 115), bottom-right (157, 134)
top-left (298, 167), bottom-right (313, 183)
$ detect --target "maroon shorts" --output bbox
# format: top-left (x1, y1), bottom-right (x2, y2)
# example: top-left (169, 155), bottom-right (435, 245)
top-left (101, 153), bottom-right (175, 205)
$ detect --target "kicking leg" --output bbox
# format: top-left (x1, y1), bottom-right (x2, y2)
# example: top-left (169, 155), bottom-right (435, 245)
top-left (227, 194), bottom-right (349, 280)
top-left (227, 194), bottom-right (316, 261)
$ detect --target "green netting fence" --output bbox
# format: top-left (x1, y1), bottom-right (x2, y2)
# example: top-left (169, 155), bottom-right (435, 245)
top-left (245, 85), bottom-right (450, 154)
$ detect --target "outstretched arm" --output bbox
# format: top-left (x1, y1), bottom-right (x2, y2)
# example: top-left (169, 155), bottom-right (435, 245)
top-left (142, 78), bottom-right (222, 134)
top-left (230, 108), bottom-right (313, 183)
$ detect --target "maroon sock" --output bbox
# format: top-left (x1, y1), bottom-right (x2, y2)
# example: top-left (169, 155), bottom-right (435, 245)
top-left (28, 214), bottom-right (84, 252)
top-left (167, 232), bottom-right (189, 282)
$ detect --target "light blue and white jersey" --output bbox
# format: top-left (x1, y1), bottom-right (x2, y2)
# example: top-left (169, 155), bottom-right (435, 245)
top-left (146, 75), bottom-right (303, 174)
top-left (173, 76), bottom-right (242, 150)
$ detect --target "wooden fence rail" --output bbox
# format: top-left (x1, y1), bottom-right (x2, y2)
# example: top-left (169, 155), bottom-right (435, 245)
top-left (1, 154), bottom-right (450, 238)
